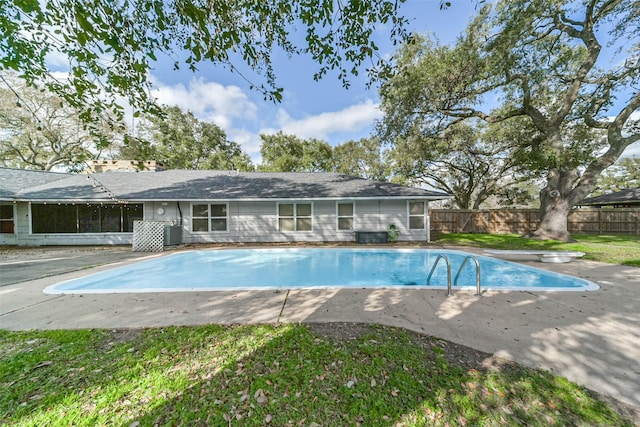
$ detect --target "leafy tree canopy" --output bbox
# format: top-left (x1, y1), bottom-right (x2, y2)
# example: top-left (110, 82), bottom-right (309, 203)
top-left (0, 75), bottom-right (119, 171)
top-left (1, 0), bottom-right (410, 140)
top-left (333, 137), bottom-right (390, 181)
top-left (124, 105), bottom-right (253, 170)
top-left (389, 120), bottom-right (538, 209)
top-left (258, 131), bottom-right (333, 172)
top-left (378, 0), bottom-right (640, 240)
top-left (259, 133), bottom-right (395, 180)
top-left (591, 157), bottom-right (640, 196)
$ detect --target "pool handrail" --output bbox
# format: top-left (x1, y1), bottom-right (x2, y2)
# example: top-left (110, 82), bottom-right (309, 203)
top-left (454, 255), bottom-right (482, 297)
top-left (426, 254), bottom-right (453, 296)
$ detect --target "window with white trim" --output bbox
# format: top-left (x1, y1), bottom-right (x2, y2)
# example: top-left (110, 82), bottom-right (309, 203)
top-left (409, 201), bottom-right (426, 230)
top-left (192, 203), bottom-right (228, 232)
top-left (279, 203), bottom-right (312, 231)
top-left (337, 202), bottom-right (354, 231)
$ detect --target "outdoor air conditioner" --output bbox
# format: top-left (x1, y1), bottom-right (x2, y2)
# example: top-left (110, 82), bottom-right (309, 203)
top-left (164, 225), bottom-right (182, 246)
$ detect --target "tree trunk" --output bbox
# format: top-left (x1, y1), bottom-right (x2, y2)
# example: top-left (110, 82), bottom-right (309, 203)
top-left (527, 168), bottom-right (579, 242)
top-left (529, 195), bottom-right (574, 241)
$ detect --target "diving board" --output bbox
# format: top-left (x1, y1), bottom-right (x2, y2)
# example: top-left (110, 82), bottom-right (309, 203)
top-left (483, 249), bottom-right (585, 263)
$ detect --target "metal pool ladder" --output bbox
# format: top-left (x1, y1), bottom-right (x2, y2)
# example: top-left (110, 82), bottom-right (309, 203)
top-left (454, 255), bottom-right (482, 297)
top-left (426, 254), bottom-right (482, 297)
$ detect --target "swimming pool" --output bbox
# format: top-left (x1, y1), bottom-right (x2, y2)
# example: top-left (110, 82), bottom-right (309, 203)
top-left (43, 248), bottom-right (599, 294)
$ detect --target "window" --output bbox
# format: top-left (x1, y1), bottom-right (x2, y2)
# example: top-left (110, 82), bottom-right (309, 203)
top-left (101, 205), bottom-right (124, 232)
top-left (337, 202), bottom-right (354, 230)
top-left (78, 205), bottom-right (100, 232)
top-left (279, 203), bottom-right (312, 231)
top-left (192, 203), bottom-right (228, 232)
top-left (0, 205), bottom-right (14, 233)
top-left (210, 204), bottom-right (228, 231)
top-left (31, 204), bottom-right (142, 233)
top-left (409, 201), bottom-right (426, 230)
top-left (192, 204), bottom-right (209, 232)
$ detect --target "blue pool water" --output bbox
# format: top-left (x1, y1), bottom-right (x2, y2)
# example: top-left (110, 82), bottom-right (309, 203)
top-left (44, 248), bottom-right (599, 294)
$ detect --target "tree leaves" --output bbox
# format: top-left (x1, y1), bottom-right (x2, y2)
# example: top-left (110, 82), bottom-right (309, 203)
top-left (0, 75), bottom-right (120, 170)
top-left (254, 388), bottom-right (268, 405)
top-left (333, 137), bottom-right (390, 181)
top-left (258, 131), bottom-right (334, 172)
top-left (129, 105), bottom-right (254, 170)
top-left (0, 0), bottom-right (410, 134)
top-left (378, 0), bottom-right (639, 236)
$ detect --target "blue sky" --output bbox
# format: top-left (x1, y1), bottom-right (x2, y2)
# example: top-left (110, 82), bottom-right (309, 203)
top-left (135, 0), bottom-right (639, 164)
top-left (142, 0), bottom-right (480, 163)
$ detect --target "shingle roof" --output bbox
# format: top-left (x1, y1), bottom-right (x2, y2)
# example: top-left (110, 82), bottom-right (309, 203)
top-left (0, 168), bottom-right (70, 200)
top-left (2, 169), bottom-right (450, 201)
top-left (581, 188), bottom-right (640, 206)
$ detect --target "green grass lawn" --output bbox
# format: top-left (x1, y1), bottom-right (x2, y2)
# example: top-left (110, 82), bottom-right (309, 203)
top-left (1, 324), bottom-right (635, 426)
top-left (2, 237), bottom-right (638, 425)
top-left (433, 233), bottom-right (640, 266)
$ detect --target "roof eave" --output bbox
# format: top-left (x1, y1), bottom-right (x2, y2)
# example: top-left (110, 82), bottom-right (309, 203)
top-left (8, 195), bottom-right (452, 203)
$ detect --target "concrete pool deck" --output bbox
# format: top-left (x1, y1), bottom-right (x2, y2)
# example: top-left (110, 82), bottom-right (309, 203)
top-left (1, 245), bottom-right (639, 411)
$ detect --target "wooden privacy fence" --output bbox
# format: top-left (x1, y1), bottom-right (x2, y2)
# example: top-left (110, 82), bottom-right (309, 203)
top-left (430, 208), bottom-right (640, 235)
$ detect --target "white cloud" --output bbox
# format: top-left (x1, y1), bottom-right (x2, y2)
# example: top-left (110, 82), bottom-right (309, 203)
top-left (272, 99), bottom-right (381, 140)
top-left (143, 76), bottom-right (382, 165)
top-left (151, 77), bottom-right (258, 129)
top-left (49, 71), bottom-right (70, 80)
top-left (227, 128), bottom-right (262, 159)
top-left (246, 99), bottom-right (382, 164)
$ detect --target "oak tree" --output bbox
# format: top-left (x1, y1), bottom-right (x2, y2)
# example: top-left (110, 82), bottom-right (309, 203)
top-left (0, 76), bottom-right (119, 171)
top-left (388, 120), bottom-right (536, 209)
top-left (378, 0), bottom-right (639, 240)
top-left (333, 137), bottom-right (390, 181)
top-left (591, 157), bottom-right (640, 196)
top-left (128, 105), bottom-right (253, 170)
top-left (258, 131), bottom-right (333, 172)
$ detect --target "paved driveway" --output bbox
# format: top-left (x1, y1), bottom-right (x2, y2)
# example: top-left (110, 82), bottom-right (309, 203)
top-left (0, 246), bottom-right (150, 287)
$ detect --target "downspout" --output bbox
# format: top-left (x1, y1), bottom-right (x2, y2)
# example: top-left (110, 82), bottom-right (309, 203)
top-left (176, 201), bottom-right (183, 226)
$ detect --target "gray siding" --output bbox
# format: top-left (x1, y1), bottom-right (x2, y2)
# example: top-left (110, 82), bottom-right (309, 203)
top-left (354, 200), bottom-right (428, 242)
top-left (180, 199), bottom-right (429, 244)
top-left (9, 199), bottom-right (431, 246)
top-left (180, 200), bottom-right (357, 243)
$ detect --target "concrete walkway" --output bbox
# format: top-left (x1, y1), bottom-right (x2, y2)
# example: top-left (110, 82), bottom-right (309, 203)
top-left (1, 246), bottom-right (639, 410)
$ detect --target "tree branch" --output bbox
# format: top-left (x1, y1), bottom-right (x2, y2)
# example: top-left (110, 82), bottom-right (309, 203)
top-left (611, 91), bottom-right (640, 146)
top-left (550, 4), bottom-right (602, 127)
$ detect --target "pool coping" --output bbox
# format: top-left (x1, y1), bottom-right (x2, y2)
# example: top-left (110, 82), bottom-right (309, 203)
top-left (1, 245), bottom-right (639, 412)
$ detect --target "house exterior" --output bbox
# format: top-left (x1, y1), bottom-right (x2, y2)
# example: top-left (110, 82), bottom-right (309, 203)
top-left (0, 167), bottom-right (451, 247)
top-left (580, 188), bottom-right (640, 208)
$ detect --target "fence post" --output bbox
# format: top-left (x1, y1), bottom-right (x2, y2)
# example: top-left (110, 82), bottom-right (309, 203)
top-left (598, 209), bottom-right (603, 234)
